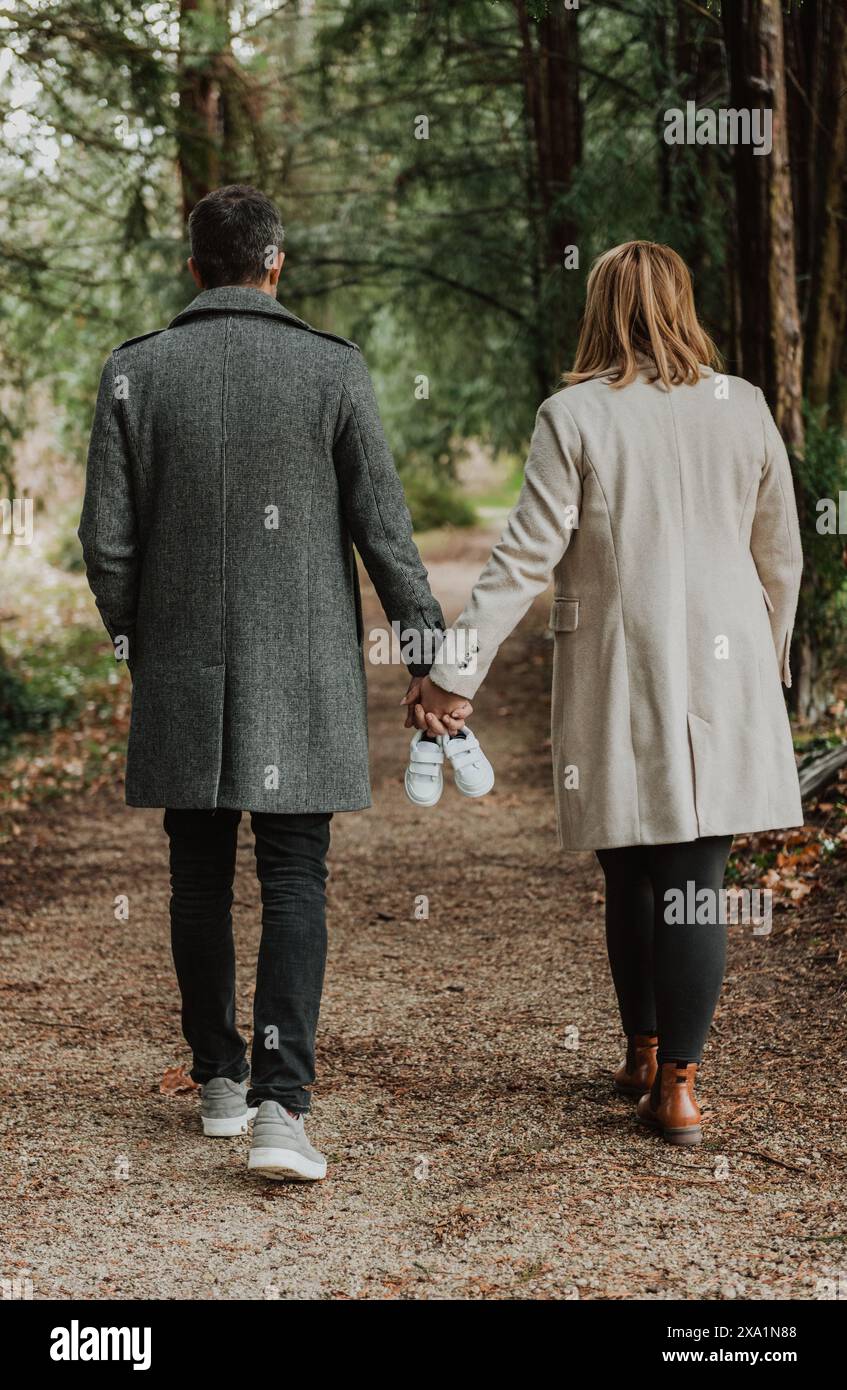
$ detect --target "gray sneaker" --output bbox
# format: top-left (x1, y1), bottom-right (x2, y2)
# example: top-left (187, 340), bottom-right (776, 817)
top-left (199, 1078), bottom-right (257, 1137)
top-left (247, 1101), bottom-right (327, 1181)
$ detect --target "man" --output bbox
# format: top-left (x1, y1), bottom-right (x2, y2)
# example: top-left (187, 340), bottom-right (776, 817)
top-left (79, 184), bottom-right (459, 1180)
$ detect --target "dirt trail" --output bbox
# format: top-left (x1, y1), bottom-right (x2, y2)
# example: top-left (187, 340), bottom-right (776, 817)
top-left (1, 527), bottom-right (845, 1301)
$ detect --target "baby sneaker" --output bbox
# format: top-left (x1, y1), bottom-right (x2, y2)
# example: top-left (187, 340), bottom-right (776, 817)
top-left (404, 730), bottom-right (445, 806)
top-left (443, 728), bottom-right (494, 798)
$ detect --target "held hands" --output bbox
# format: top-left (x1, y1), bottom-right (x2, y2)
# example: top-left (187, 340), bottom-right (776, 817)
top-left (401, 675), bottom-right (473, 737)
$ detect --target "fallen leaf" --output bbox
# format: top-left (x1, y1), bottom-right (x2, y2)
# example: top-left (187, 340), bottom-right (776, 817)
top-left (159, 1065), bottom-right (198, 1095)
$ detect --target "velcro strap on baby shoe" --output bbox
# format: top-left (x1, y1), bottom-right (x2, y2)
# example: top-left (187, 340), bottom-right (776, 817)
top-left (447, 734), bottom-right (479, 766)
top-left (411, 743), bottom-right (443, 768)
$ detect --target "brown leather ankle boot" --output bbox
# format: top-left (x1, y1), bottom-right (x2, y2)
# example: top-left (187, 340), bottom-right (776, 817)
top-left (636, 1062), bottom-right (702, 1145)
top-left (613, 1033), bottom-right (658, 1097)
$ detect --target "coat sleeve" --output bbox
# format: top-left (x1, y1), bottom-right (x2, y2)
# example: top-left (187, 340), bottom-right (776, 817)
top-left (332, 347), bottom-right (445, 675)
top-left (428, 398), bottom-right (583, 700)
top-left (751, 389), bottom-right (804, 687)
top-left (78, 353), bottom-right (141, 658)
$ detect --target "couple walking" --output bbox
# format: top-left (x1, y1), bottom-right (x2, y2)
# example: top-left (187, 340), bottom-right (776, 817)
top-left (80, 186), bottom-right (802, 1179)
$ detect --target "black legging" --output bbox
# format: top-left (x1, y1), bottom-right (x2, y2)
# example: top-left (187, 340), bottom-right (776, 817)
top-left (595, 836), bottom-right (733, 1064)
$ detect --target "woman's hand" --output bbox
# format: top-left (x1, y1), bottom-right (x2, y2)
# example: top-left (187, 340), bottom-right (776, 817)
top-left (401, 674), bottom-right (472, 736)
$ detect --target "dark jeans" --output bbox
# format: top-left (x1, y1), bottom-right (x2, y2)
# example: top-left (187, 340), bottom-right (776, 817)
top-left (595, 836), bottom-right (733, 1064)
top-left (164, 808), bottom-right (331, 1113)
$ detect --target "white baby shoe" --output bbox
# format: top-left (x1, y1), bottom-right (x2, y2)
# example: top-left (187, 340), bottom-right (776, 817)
top-left (404, 730), bottom-right (445, 806)
top-left (443, 728), bottom-right (495, 798)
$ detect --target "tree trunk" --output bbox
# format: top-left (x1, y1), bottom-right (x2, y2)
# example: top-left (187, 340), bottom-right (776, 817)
top-left (723, 2), bottom-right (819, 716)
top-left (177, 0), bottom-right (262, 225)
top-left (536, 9), bottom-right (582, 271)
top-left (783, 1), bottom-right (847, 718)
top-left (178, 0), bottom-right (229, 223)
top-left (782, 0), bottom-right (821, 331)
top-left (672, 3), bottom-right (727, 343)
top-left (803, 1), bottom-right (847, 412)
top-left (794, 633), bottom-right (831, 725)
top-left (797, 739), bottom-right (847, 799)
top-left (514, 0), bottom-right (582, 390)
top-left (653, 0), bottom-right (673, 219)
top-left (722, 0), bottom-right (804, 452)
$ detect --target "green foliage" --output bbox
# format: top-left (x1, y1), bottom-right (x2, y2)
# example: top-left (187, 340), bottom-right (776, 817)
top-left (0, 0), bottom-right (844, 709)
top-left (0, 629), bottom-right (117, 751)
top-left (0, 1), bottom-right (186, 490)
top-left (46, 509), bottom-right (86, 574)
top-left (0, 652), bottom-right (83, 750)
top-left (402, 471), bottom-right (476, 532)
top-left (0, 0), bottom-right (735, 481)
top-left (793, 406), bottom-right (847, 683)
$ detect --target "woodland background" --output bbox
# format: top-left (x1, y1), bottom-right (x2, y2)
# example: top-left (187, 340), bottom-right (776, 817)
top-left (0, 0), bottom-right (846, 778)
top-left (2, 3), bottom-right (847, 1305)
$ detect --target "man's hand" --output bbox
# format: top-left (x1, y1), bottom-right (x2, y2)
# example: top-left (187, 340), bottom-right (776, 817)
top-left (401, 674), bottom-right (472, 736)
top-left (401, 676), bottom-right (425, 729)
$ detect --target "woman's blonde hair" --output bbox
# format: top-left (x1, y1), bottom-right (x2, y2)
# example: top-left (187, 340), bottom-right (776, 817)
top-left (565, 240), bottom-right (721, 389)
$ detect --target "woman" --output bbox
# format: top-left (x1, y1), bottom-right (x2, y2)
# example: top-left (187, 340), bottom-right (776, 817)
top-left (413, 241), bottom-right (803, 1145)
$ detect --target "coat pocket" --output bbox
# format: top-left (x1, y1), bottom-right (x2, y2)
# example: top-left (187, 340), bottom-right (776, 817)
top-left (548, 597), bottom-right (579, 632)
top-left (126, 663), bottom-right (225, 806)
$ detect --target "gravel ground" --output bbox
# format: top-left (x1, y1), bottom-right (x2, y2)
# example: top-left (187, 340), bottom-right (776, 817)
top-left (1, 529), bottom-right (845, 1301)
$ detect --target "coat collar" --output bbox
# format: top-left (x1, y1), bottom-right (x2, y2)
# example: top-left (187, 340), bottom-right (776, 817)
top-left (633, 350), bottom-right (714, 376)
top-left (168, 285), bottom-right (310, 331)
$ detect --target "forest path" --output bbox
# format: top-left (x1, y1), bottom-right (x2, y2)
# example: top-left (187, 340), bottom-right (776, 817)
top-left (1, 526), bottom-right (845, 1301)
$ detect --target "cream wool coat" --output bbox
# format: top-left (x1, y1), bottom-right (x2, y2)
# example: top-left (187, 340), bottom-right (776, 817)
top-left (429, 367), bottom-right (804, 850)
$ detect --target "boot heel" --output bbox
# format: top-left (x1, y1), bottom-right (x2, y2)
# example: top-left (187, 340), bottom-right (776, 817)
top-left (638, 1061), bottom-right (702, 1141)
top-left (662, 1124), bottom-right (702, 1146)
top-left (615, 1080), bottom-right (649, 1098)
top-left (613, 1035), bottom-right (658, 1099)
top-left (636, 1108), bottom-right (660, 1129)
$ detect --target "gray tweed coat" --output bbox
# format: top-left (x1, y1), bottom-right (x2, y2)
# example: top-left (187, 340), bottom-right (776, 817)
top-left (79, 286), bottom-right (444, 811)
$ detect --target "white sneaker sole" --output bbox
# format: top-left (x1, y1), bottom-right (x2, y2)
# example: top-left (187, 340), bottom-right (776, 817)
top-left (201, 1107), bottom-right (257, 1138)
top-left (454, 767), bottom-right (495, 799)
top-left (247, 1146), bottom-right (327, 1181)
top-left (404, 769), bottom-right (443, 807)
